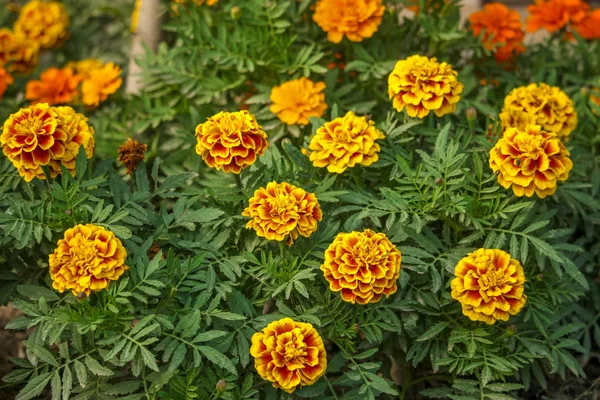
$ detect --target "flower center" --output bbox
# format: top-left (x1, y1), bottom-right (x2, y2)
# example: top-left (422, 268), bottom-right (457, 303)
top-left (70, 242), bottom-right (97, 270)
top-left (514, 133), bottom-right (545, 158)
top-left (270, 194), bottom-right (299, 221)
top-left (478, 263), bottom-right (505, 290)
top-left (283, 338), bottom-right (307, 363)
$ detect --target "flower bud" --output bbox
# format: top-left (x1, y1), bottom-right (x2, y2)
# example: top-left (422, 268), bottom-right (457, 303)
top-left (230, 6), bottom-right (241, 20)
top-left (466, 106), bottom-right (477, 122)
top-left (435, 177), bottom-right (443, 185)
top-left (216, 379), bottom-right (227, 394)
top-left (506, 324), bottom-right (516, 336)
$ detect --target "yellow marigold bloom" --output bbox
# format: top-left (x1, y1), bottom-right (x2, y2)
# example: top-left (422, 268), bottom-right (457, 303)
top-left (14, 0), bottom-right (69, 49)
top-left (489, 124), bottom-right (572, 198)
top-left (451, 248), bottom-right (527, 325)
top-left (0, 28), bottom-right (39, 72)
top-left (321, 229), bottom-right (401, 305)
top-left (308, 111), bottom-right (384, 173)
top-left (118, 138), bottom-right (147, 175)
top-left (388, 55), bottom-right (463, 118)
top-left (195, 110), bottom-right (268, 174)
top-left (81, 62), bottom-right (122, 107)
top-left (312, 0), bottom-right (385, 43)
top-left (0, 104), bottom-right (95, 182)
top-left (499, 108), bottom-right (536, 131)
top-left (270, 78), bottom-right (327, 126)
top-left (25, 67), bottom-right (80, 106)
top-left (0, 67), bottom-right (14, 99)
top-left (131, 0), bottom-right (142, 33)
top-left (242, 182), bottom-right (322, 245)
top-left (502, 83), bottom-right (577, 141)
top-left (67, 58), bottom-right (104, 80)
top-left (250, 318), bottom-right (327, 393)
top-left (49, 224), bottom-right (128, 296)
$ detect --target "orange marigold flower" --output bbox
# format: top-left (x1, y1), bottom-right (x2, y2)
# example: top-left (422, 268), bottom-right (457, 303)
top-left (0, 28), bottom-right (39, 72)
top-left (118, 138), bottom-right (147, 175)
top-left (270, 77), bottom-right (327, 126)
top-left (308, 111), bottom-right (384, 173)
top-left (14, 0), bottom-right (69, 49)
top-left (321, 229), bottom-right (402, 305)
top-left (81, 62), bottom-right (122, 107)
top-left (49, 224), bottom-right (128, 296)
top-left (242, 182), bottom-right (322, 245)
top-left (250, 318), bottom-right (327, 393)
top-left (573, 9), bottom-right (600, 39)
top-left (67, 58), bottom-right (104, 80)
top-left (312, 0), bottom-right (385, 43)
top-left (0, 67), bottom-right (14, 99)
top-left (25, 67), bottom-right (80, 106)
top-left (451, 248), bottom-right (527, 325)
top-left (502, 83), bottom-right (577, 140)
top-left (526, 0), bottom-right (588, 33)
top-left (469, 3), bottom-right (526, 63)
top-left (388, 55), bottom-right (463, 118)
top-left (489, 124), bottom-right (573, 198)
top-left (195, 110), bottom-right (268, 174)
top-left (0, 104), bottom-right (95, 182)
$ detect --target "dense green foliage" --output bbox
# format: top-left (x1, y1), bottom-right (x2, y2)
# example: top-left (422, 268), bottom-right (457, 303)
top-left (1, 0), bottom-right (600, 399)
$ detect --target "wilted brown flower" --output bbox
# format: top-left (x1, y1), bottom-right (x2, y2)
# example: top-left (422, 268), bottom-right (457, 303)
top-left (118, 138), bottom-right (147, 175)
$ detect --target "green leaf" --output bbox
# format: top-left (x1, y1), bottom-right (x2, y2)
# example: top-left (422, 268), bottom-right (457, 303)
top-left (15, 372), bottom-right (52, 400)
top-left (416, 322), bottom-right (449, 342)
top-left (197, 346), bottom-right (237, 375)
top-left (73, 360), bottom-right (87, 388)
top-left (24, 341), bottom-right (58, 367)
top-left (140, 346), bottom-right (159, 371)
top-left (51, 372), bottom-right (61, 400)
top-left (62, 366), bottom-right (73, 400)
top-left (84, 356), bottom-right (113, 376)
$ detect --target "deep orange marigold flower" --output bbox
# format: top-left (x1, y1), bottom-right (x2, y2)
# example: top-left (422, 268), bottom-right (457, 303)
top-left (14, 0), bottom-right (69, 49)
top-left (321, 229), bottom-right (402, 305)
top-left (118, 138), bottom-right (147, 175)
top-left (308, 111), bottom-right (384, 173)
top-left (388, 55), bottom-right (463, 118)
top-left (49, 224), bottom-right (128, 296)
top-left (0, 67), bottom-right (14, 99)
top-left (195, 110), bottom-right (268, 174)
top-left (250, 318), bottom-right (327, 393)
top-left (312, 0), bottom-right (385, 43)
top-left (242, 182), bottom-right (322, 245)
top-left (0, 28), bottom-right (39, 72)
top-left (451, 248), bottom-right (527, 325)
top-left (0, 104), bottom-right (95, 182)
top-left (469, 3), bottom-right (526, 63)
top-left (270, 78), bottom-right (327, 126)
top-left (489, 124), bottom-right (573, 198)
top-left (573, 9), bottom-right (600, 39)
top-left (25, 67), bottom-right (80, 106)
top-left (67, 58), bottom-right (104, 80)
top-left (526, 0), bottom-right (588, 33)
top-left (81, 62), bottom-right (122, 107)
top-left (501, 83), bottom-right (577, 141)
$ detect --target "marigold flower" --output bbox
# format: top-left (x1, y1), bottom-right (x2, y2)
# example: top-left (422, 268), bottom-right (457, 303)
top-left (250, 318), bottom-right (327, 393)
top-left (0, 28), bottom-right (39, 72)
top-left (573, 9), bottom-right (600, 39)
top-left (526, 0), bottom-right (588, 33)
top-left (131, 0), bottom-right (142, 33)
top-left (451, 248), bottom-right (527, 325)
top-left (81, 62), bottom-right (122, 107)
top-left (388, 55), bottom-right (463, 118)
top-left (242, 182), bottom-right (322, 245)
top-left (14, 0), bottom-right (69, 49)
top-left (0, 67), bottom-right (14, 99)
top-left (270, 78), bottom-right (327, 126)
top-left (469, 3), bottom-right (526, 63)
top-left (489, 124), bottom-right (573, 198)
top-left (118, 138), bottom-right (147, 175)
top-left (67, 58), bottom-right (104, 80)
top-left (321, 229), bottom-right (402, 305)
top-left (49, 224), bottom-right (129, 296)
top-left (312, 0), bottom-right (385, 43)
top-left (502, 83), bottom-right (577, 140)
top-left (308, 111), bottom-right (384, 173)
top-left (25, 67), bottom-right (80, 106)
top-left (195, 110), bottom-right (268, 174)
top-left (1, 104), bottom-right (95, 182)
